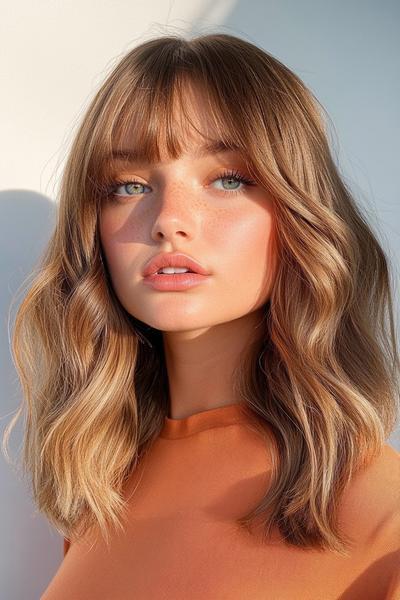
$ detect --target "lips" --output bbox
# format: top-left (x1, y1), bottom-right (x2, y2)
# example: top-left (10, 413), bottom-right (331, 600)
top-left (142, 252), bottom-right (209, 277)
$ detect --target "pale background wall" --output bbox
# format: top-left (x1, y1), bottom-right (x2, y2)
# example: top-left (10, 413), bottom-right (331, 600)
top-left (1, 1), bottom-right (399, 598)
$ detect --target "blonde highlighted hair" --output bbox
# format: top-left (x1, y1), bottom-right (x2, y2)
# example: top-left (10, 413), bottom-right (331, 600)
top-left (3, 32), bottom-right (399, 557)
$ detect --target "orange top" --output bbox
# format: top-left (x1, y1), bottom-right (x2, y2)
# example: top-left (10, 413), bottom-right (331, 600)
top-left (42, 403), bottom-right (399, 599)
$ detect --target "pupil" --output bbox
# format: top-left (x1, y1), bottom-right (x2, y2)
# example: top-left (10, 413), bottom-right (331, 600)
top-left (127, 183), bottom-right (141, 193)
top-left (223, 177), bottom-right (239, 189)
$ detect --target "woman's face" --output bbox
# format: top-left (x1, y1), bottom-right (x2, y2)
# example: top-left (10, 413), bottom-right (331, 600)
top-left (99, 88), bottom-right (277, 334)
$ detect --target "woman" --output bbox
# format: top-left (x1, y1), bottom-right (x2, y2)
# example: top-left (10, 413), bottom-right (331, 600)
top-left (4, 33), bottom-right (399, 599)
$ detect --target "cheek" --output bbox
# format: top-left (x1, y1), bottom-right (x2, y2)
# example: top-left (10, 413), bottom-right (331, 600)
top-left (211, 207), bottom-right (276, 289)
top-left (99, 211), bottom-right (139, 281)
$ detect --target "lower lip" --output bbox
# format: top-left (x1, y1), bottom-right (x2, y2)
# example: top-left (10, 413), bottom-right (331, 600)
top-left (143, 272), bottom-right (210, 291)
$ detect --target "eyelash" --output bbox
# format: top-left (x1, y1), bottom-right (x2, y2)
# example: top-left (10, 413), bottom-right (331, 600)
top-left (105, 169), bottom-right (257, 200)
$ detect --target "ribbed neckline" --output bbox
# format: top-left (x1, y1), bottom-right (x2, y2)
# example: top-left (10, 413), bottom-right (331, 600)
top-left (159, 403), bottom-right (248, 439)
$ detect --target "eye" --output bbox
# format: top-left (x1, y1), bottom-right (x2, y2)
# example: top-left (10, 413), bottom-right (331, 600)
top-left (107, 179), bottom-right (150, 198)
top-left (210, 169), bottom-right (257, 194)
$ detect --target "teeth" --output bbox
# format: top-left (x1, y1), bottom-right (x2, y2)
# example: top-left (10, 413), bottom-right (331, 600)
top-left (158, 267), bottom-right (190, 274)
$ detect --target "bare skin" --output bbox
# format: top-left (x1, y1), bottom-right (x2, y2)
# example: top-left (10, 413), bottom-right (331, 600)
top-left (99, 84), bottom-right (277, 420)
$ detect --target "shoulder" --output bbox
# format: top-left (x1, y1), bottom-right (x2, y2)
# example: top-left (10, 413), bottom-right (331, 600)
top-left (339, 443), bottom-right (400, 549)
top-left (354, 442), bottom-right (400, 492)
top-left (345, 443), bottom-right (399, 504)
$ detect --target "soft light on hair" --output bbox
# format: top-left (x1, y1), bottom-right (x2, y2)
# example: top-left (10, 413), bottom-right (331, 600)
top-left (3, 32), bottom-right (399, 557)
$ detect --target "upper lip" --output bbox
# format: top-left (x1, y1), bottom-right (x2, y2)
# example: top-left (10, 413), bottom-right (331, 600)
top-left (142, 252), bottom-right (210, 277)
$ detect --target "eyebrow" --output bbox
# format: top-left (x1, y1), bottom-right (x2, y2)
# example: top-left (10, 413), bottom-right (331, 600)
top-left (106, 140), bottom-right (242, 164)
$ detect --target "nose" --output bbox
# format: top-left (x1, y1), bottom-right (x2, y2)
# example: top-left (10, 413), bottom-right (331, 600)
top-left (150, 181), bottom-right (197, 243)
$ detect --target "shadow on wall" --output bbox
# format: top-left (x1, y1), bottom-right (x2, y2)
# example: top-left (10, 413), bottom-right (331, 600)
top-left (0, 189), bottom-right (61, 600)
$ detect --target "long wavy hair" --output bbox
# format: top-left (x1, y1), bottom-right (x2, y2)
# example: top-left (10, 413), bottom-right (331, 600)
top-left (3, 32), bottom-right (399, 557)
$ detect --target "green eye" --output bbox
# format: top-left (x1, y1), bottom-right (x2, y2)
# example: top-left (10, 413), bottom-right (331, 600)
top-left (110, 180), bottom-right (150, 197)
top-left (211, 169), bottom-right (257, 193)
